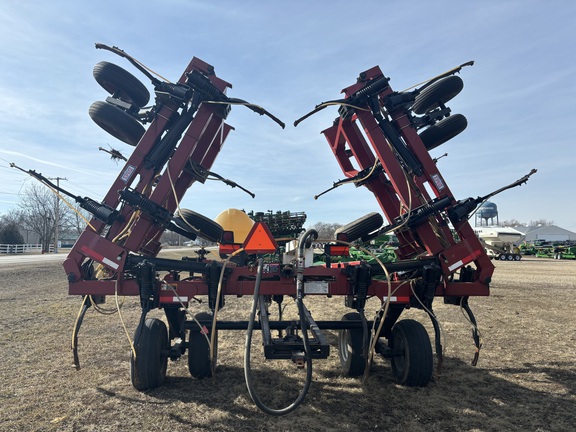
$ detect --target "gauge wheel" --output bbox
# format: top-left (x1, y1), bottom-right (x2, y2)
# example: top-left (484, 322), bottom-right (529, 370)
top-left (174, 209), bottom-right (224, 243)
top-left (337, 312), bottom-right (366, 377)
top-left (93, 61), bottom-right (150, 107)
top-left (130, 318), bottom-right (169, 391)
top-left (188, 312), bottom-right (217, 378)
top-left (390, 319), bottom-right (433, 387)
top-left (419, 113), bottom-right (467, 151)
top-left (412, 75), bottom-right (464, 115)
top-left (89, 101), bottom-right (145, 146)
top-left (335, 212), bottom-right (383, 243)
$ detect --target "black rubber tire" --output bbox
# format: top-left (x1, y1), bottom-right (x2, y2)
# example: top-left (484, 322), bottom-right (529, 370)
top-left (130, 318), bottom-right (169, 391)
top-left (390, 319), bottom-right (433, 387)
top-left (514, 254), bottom-right (522, 261)
top-left (419, 114), bottom-right (467, 151)
top-left (89, 101), bottom-right (145, 146)
top-left (499, 254), bottom-right (507, 261)
top-left (188, 312), bottom-right (217, 378)
top-left (334, 212), bottom-right (383, 242)
top-left (93, 61), bottom-right (150, 107)
top-left (412, 75), bottom-right (464, 115)
top-left (337, 312), bottom-right (366, 377)
top-left (174, 209), bottom-right (223, 243)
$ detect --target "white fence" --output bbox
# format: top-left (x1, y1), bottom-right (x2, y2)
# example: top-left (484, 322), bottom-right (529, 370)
top-left (0, 244), bottom-right (46, 254)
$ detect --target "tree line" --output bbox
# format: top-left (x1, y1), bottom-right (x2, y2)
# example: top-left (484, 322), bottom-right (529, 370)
top-left (499, 219), bottom-right (555, 227)
top-left (0, 183), bottom-right (87, 252)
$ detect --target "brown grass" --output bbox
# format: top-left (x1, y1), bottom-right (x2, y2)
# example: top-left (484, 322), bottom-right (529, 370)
top-left (0, 256), bottom-right (575, 431)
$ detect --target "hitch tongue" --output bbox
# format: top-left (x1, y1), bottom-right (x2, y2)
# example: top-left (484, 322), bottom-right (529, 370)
top-left (291, 351), bottom-right (306, 369)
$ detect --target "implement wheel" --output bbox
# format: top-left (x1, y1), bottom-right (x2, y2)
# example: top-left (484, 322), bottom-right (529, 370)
top-left (335, 212), bottom-right (383, 243)
top-left (89, 101), bottom-right (145, 146)
top-left (390, 319), bottom-right (433, 387)
top-left (174, 209), bottom-right (224, 243)
top-left (412, 75), bottom-right (464, 115)
top-left (130, 318), bottom-right (168, 391)
top-left (419, 114), bottom-right (467, 151)
top-left (337, 312), bottom-right (366, 377)
top-left (188, 312), bottom-right (217, 378)
top-left (93, 61), bottom-right (150, 107)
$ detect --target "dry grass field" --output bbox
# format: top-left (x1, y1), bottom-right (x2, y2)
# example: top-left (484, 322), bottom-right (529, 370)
top-left (0, 254), bottom-right (574, 431)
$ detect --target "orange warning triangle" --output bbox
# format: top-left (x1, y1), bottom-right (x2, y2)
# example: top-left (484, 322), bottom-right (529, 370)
top-left (242, 222), bottom-right (278, 254)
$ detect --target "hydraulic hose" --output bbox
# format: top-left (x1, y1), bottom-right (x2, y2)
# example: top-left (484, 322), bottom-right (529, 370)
top-left (244, 257), bottom-right (313, 416)
top-left (71, 295), bottom-right (90, 370)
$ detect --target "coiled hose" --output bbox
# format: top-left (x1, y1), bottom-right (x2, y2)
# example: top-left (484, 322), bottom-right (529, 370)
top-left (244, 249), bottom-right (313, 415)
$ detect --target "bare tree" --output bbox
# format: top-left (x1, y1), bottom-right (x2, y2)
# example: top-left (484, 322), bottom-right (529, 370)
top-left (161, 230), bottom-right (182, 246)
top-left (67, 203), bottom-right (90, 236)
top-left (500, 219), bottom-right (524, 227)
top-left (18, 183), bottom-right (74, 252)
top-left (309, 221), bottom-right (343, 240)
top-left (529, 219), bottom-right (555, 227)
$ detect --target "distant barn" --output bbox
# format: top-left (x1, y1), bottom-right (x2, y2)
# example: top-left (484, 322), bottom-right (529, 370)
top-left (515, 225), bottom-right (576, 243)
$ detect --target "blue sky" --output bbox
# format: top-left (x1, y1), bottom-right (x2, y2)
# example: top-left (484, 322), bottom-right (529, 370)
top-left (1, 1), bottom-right (575, 232)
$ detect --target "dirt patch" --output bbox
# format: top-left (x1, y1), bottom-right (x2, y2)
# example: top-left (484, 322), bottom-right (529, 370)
top-left (0, 257), bottom-right (575, 431)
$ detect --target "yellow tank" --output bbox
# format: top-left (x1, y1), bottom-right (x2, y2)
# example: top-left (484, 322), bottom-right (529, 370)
top-left (214, 208), bottom-right (254, 244)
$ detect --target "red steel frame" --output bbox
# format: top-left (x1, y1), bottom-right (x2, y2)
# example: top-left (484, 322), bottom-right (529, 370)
top-left (320, 65), bottom-right (494, 298)
top-left (64, 60), bottom-right (493, 309)
top-left (64, 57), bottom-right (234, 293)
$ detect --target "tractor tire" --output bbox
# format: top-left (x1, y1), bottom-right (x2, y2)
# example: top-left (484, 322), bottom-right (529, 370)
top-left (174, 209), bottom-right (224, 243)
top-left (130, 318), bottom-right (169, 391)
top-left (390, 319), bottom-right (433, 387)
top-left (337, 312), bottom-right (366, 377)
top-left (412, 75), bottom-right (464, 115)
top-left (93, 61), bottom-right (150, 107)
top-left (188, 312), bottom-right (217, 378)
top-left (419, 114), bottom-right (467, 151)
top-left (89, 101), bottom-right (145, 146)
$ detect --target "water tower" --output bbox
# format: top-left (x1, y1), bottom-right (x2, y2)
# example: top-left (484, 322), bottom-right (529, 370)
top-left (476, 201), bottom-right (498, 226)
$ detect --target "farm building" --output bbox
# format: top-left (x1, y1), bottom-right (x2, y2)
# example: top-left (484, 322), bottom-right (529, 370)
top-left (515, 225), bottom-right (576, 243)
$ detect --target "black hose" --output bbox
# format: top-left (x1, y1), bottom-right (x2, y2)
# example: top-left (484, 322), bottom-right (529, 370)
top-left (72, 296), bottom-right (91, 370)
top-left (461, 298), bottom-right (481, 366)
top-left (244, 258), bottom-right (313, 415)
top-left (359, 309), bottom-right (369, 361)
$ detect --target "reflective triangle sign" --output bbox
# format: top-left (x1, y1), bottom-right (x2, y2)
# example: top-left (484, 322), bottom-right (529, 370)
top-left (242, 222), bottom-right (278, 254)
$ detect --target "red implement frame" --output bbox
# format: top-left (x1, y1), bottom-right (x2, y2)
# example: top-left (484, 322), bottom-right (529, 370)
top-left (321, 65), bottom-right (494, 297)
top-left (64, 61), bottom-right (493, 306)
top-left (64, 57), bottom-right (233, 290)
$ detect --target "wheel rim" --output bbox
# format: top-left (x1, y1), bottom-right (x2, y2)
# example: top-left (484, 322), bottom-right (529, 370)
top-left (338, 329), bottom-right (351, 363)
